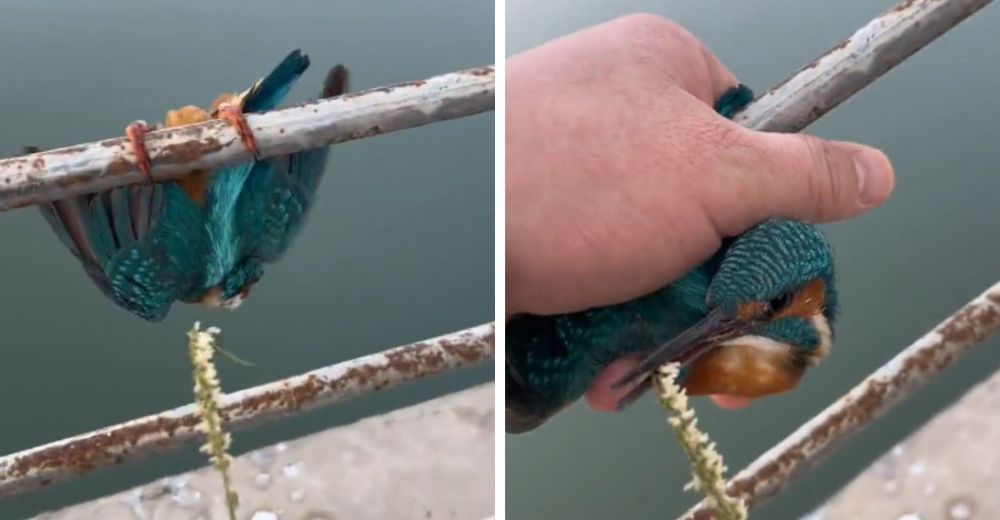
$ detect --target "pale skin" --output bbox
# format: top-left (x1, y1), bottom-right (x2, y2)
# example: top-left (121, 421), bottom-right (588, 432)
top-left (506, 15), bottom-right (895, 412)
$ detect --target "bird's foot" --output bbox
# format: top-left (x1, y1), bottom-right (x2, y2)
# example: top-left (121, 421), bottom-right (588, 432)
top-left (215, 103), bottom-right (259, 160)
top-left (125, 120), bottom-right (153, 181)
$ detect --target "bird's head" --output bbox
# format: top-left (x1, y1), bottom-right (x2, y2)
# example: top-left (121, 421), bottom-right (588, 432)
top-left (199, 261), bottom-right (263, 311)
top-left (614, 219), bottom-right (837, 405)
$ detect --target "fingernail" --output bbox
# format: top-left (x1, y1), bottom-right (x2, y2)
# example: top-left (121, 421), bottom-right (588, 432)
top-left (854, 148), bottom-right (894, 206)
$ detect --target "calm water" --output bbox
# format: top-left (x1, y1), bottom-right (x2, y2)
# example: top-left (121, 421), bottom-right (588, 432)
top-left (0, 2), bottom-right (493, 518)
top-left (507, 1), bottom-right (999, 519)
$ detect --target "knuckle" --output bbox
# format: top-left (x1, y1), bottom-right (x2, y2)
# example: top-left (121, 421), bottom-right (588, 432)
top-left (612, 13), bottom-right (691, 60)
top-left (798, 135), bottom-right (843, 220)
top-left (613, 13), bottom-right (679, 34)
top-left (609, 14), bottom-right (716, 95)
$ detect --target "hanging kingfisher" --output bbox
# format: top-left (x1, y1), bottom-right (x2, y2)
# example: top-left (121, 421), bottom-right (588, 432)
top-left (37, 50), bottom-right (349, 321)
top-left (506, 85), bottom-right (838, 433)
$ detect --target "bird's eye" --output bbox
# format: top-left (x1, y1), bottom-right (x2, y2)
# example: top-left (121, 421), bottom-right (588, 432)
top-left (770, 292), bottom-right (794, 313)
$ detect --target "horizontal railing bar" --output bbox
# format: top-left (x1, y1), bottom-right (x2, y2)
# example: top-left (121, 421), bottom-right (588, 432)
top-left (0, 323), bottom-right (495, 497)
top-left (735, 0), bottom-right (992, 133)
top-left (0, 65), bottom-right (494, 211)
top-left (679, 281), bottom-right (1000, 519)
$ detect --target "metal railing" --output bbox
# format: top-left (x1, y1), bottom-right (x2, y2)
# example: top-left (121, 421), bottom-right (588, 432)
top-left (0, 324), bottom-right (495, 496)
top-left (0, 0), bottom-right (997, 516)
top-left (0, 62), bottom-right (496, 500)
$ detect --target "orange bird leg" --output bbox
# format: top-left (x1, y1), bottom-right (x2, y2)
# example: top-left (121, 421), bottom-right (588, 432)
top-left (215, 102), bottom-right (259, 160)
top-left (125, 121), bottom-right (153, 180)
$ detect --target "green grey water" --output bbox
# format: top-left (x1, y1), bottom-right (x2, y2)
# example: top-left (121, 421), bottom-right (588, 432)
top-left (507, 1), bottom-right (999, 519)
top-left (0, 1), bottom-right (492, 518)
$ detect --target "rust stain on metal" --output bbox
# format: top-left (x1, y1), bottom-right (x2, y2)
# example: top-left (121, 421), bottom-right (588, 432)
top-left (158, 136), bottom-right (224, 165)
top-left (54, 145), bottom-right (88, 155)
top-left (226, 329), bottom-right (494, 419)
top-left (105, 158), bottom-right (134, 177)
top-left (690, 382), bottom-right (904, 518)
top-left (938, 296), bottom-right (1000, 345)
top-left (468, 66), bottom-right (494, 76)
top-left (1, 414), bottom-right (200, 481)
top-left (344, 126), bottom-right (382, 141)
top-left (442, 327), bottom-right (495, 364)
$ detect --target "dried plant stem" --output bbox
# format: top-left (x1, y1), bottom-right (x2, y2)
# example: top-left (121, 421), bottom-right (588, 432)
top-left (655, 364), bottom-right (747, 520)
top-left (188, 323), bottom-right (238, 520)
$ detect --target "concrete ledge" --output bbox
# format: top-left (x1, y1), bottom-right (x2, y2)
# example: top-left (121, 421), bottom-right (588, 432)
top-left (34, 383), bottom-right (495, 520)
top-left (808, 371), bottom-right (999, 520)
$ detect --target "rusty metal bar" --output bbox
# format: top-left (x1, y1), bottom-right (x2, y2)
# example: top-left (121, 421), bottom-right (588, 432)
top-left (0, 323), bottom-right (495, 497)
top-left (678, 281), bottom-right (1000, 519)
top-left (735, 0), bottom-right (993, 133)
top-left (0, 65), bottom-right (494, 211)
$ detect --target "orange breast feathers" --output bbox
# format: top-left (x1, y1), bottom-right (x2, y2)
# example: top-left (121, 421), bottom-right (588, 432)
top-left (160, 94), bottom-right (237, 205)
top-left (682, 340), bottom-right (805, 398)
top-left (686, 279), bottom-right (829, 398)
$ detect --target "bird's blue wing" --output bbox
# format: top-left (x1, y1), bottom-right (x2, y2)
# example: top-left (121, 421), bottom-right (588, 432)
top-left (40, 183), bottom-right (211, 321)
top-left (230, 154), bottom-right (319, 264)
top-left (202, 163), bottom-right (255, 286)
top-left (232, 65), bottom-right (348, 264)
top-left (242, 49), bottom-right (311, 113)
top-left (199, 49), bottom-right (313, 283)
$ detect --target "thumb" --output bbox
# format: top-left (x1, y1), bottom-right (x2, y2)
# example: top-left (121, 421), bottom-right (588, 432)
top-left (732, 131), bottom-right (895, 225)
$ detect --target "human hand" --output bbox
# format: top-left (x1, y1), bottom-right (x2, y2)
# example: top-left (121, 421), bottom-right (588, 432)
top-left (505, 14), bottom-right (894, 412)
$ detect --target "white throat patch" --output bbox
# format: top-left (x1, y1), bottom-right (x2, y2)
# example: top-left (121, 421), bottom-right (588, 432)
top-left (721, 313), bottom-right (832, 365)
top-left (220, 293), bottom-right (246, 311)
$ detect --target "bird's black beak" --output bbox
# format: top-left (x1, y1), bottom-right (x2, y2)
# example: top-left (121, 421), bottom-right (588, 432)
top-left (610, 307), bottom-right (752, 403)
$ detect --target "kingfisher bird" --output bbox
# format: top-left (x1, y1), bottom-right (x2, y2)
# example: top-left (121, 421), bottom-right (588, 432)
top-left (506, 85), bottom-right (838, 433)
top-left (38, 50), bottom-right (349, 321)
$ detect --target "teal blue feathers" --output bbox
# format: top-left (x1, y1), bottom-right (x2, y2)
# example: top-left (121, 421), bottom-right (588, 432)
top-left (709, 219), bottom-right (837, 317)
top-left (242, 49), bottom-right (312, 113)
top-left (40, 51), bottom-right (348, 321)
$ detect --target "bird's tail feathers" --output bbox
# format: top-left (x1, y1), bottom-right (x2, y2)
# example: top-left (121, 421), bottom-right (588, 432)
top-left (242, 49), bottom-right (311, 113)
top-left (322, 64), bottom-right (349, 98)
